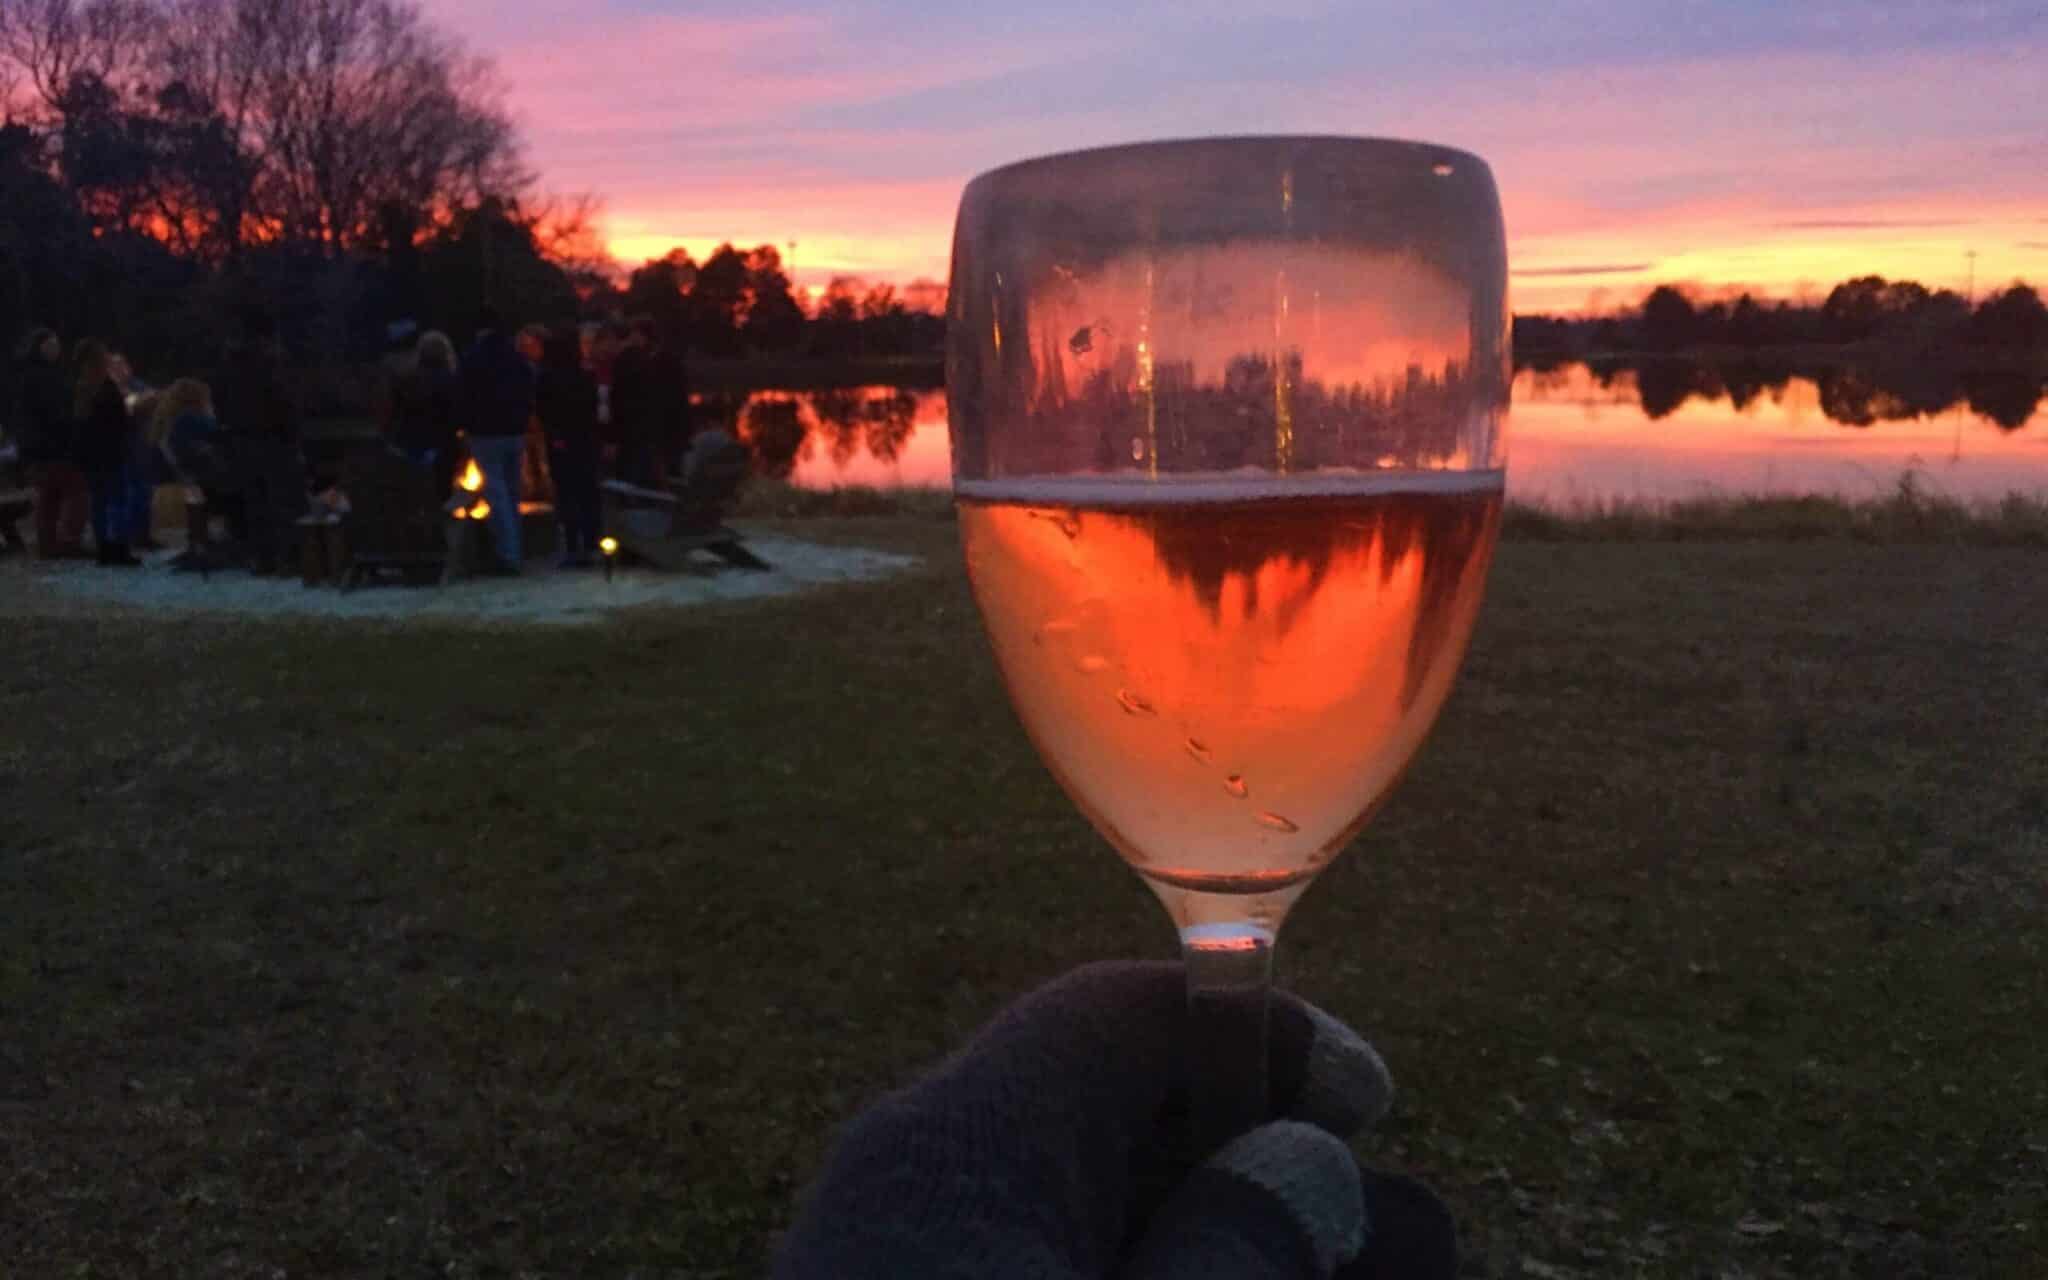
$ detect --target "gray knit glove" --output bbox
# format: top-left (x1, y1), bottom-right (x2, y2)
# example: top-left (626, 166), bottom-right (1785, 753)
top-left (775, 962), bottom-right (1455, 1279)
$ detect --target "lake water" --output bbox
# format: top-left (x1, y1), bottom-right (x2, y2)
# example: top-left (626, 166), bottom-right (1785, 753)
top-left (700, 363), bottom-right (2048, 504)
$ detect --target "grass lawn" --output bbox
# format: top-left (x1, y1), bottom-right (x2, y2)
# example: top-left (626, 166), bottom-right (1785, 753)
top-left (2, 520), bottom-right (2045, 1278)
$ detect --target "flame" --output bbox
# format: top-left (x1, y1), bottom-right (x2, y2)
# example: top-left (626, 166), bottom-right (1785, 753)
top-left (599, 536), bottom-right (618, 555)
top-left (458, 459), bottom-right (484, 493)
top-left (467, 499), bottom-right (491, 520)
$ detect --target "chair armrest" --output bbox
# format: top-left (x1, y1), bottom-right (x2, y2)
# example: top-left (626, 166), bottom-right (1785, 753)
top-left (600, 478), bottom-right (679, 505)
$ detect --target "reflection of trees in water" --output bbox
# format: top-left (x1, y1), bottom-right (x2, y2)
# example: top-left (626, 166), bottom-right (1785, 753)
top-left (1813, 365), bottom-right (2044, 430)
top-left (861, 390), bottom-right (919, 463)
top-left (1563, 359), bottom-right (2043, 431)
top-left (809, 388), bottom-right (866, 468)
top-left (722, 388), bottom-right (930, 478)
top-left (1614, 359), bottom-right (1802, 420)
top-left (1816, 369), bottom-right (1886, 427)
top-left (1633, 361), bottom-right (1721, 420)
top-left (1135, 488), bottom-right (1498, 710)
top-left (1964, 373), bottom-right (2043, 431)
top-left (740, 398), bottom-right (807, 480)
top-left (1718, 362), bottom-right (1793, 411)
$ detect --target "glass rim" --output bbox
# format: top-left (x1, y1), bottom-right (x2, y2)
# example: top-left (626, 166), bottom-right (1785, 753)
top-left (963, 133), bottom-right (1494, 188)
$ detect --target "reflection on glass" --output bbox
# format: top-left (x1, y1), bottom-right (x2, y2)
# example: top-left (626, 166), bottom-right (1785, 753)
top-left (959, 481), bottom-right (1499, 895)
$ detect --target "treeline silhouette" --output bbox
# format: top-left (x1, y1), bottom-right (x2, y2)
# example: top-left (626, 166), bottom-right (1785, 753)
top-left (1515, 276), bottom-right (2048, 431)
top-left (620, 249), bottom-right (943, 365)
top-left (1516, 277), bottom-right (2048, 361)
top-left (0, 0), bottom-right (941, 419)
top-left (0, 0), bottom-right (613, 410)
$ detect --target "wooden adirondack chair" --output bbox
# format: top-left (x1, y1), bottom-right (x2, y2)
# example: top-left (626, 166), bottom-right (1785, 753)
top-left (339, 447), bottom-right (448, 588)
top-left (600, 431), bottom-right (768, 572)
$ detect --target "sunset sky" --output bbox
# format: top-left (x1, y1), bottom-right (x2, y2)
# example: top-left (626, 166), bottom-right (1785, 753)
top-left (453, 0), bottom-right (2048, 314)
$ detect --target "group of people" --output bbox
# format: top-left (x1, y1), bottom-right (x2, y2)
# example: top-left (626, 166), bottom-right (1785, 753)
top-left (8, 319), bottom-right (297, 569)
top-left (6, 308), bottom-right (694, 576)
top-left (376, 309), bottom-right (692, 572)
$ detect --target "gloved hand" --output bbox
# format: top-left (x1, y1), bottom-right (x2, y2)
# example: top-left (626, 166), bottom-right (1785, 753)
top-left (775, 961), bottom-right (1455, 1279)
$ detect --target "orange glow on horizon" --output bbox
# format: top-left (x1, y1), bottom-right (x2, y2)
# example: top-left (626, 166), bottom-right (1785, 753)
top-left (1487, 196), bottom-right (2043, 313)
top-left (600, 196), bottom-right (2046, 317)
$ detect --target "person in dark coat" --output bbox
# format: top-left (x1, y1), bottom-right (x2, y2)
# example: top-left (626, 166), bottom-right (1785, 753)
top-left (461, 308), bottom-right (536, 570)
top-left (385, 330), bottom-right (463, 499)
top-left (535, 327), bottom-right (601, 567)
top-left (608, 318), bottom-right (687, 489)
top-left (644, 324), bottom-right (693, 480)
top-left (11, 327), bottom-right (89, 558)
top-left (606, 324), bottom-right (652, 486)
top-left (369, 318), bottom-right (418, 442)
top-left (211, 312), bottom-right (303, 573)
top-left (70, 338), bottom-right (141, 566)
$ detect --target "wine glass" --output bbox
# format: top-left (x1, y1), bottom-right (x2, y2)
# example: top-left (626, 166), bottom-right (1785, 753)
top-left (947, 136), bottom-right (1508, 1151)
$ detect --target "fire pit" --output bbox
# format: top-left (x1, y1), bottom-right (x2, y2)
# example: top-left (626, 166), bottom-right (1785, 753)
top-left (443, 459), bottom-right (493, 580)
top-left (442, 458), bottom-right (556, 580)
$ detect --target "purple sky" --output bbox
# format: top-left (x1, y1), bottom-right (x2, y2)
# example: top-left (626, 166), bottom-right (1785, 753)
top-left (450, 0), bottom-right (2048, 310)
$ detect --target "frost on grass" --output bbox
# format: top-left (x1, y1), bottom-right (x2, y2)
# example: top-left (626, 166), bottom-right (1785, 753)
top-left (19, 535), bottom-right (919, 626)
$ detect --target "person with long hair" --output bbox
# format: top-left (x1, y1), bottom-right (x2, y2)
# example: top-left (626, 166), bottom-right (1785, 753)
top-left (148, 379), bottom-right (234, 565)
top-left (10, 327), bottom-right (89, 558)
top-left (388, 330), bottom-right (463, 499)
top-left (535, 326), bottom-right (601, 567)
top-left (70, 339), bottom-right (141, 566)
top-left (148, 378), bottom-right (221, 484)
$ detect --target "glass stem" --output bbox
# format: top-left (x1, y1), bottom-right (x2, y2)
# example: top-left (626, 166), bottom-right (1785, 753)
top-left (1180, 921), bottom-right (1275, 1156)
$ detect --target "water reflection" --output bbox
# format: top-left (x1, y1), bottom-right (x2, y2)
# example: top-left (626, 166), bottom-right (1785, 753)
top-left (710, 362), bottom-right (2048, 502)
top-left (695, 386), bottom-right (947, 487)
top-left (1540, 357), bottom-right (2048, 431)
top-left (1510, 362), bottom-right (2048, 503)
